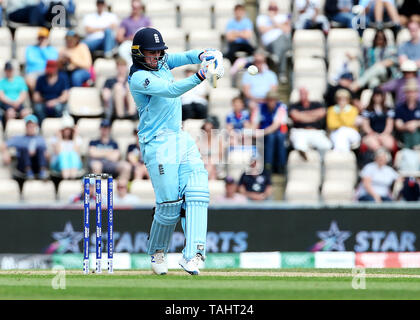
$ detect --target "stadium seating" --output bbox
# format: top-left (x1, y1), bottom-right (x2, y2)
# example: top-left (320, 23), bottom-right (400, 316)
top-left (130, 179), bottom-right (156, 203)
top-left (14, 27), bottom-right (42, 64)
top-left (5, 119), bottom-right (25, 139)
top-left (284, 180), bottom-right (319, 204)
top-left (208, 179), bottom-right (225, 203)
top-left (0, 28), bottom-right (13, 62)
top-left (321, 180), bottom-right (354, 204)
top-left (41, 118), bottom-right (63, 140)
top-left (0, 179), bottom-right (21, 203)
top-left (57, 179), bottom-right (82, 202)
top-left (93, 58), bottom-right (117, 90)
top-left (361, 28), bottom-right (395, 47)
top-left (68, 87), bottom-right (103, 117)
top-left (292, 29), bottom-right (326, 59)
top-left (22, 180), bottom-right (56, 203)
top-left (179, 0), bottom-right (212, 30)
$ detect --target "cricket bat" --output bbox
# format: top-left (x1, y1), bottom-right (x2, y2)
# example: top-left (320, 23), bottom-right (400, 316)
top-left (208, 61), bottom-right (217, 88)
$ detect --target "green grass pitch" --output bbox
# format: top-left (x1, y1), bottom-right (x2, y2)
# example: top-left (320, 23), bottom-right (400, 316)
top-left (1, 268), bottom-right (420, 300)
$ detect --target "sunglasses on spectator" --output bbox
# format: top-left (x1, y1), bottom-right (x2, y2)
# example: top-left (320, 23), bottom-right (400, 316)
top-left (268, 6), bottom-right (278, 11)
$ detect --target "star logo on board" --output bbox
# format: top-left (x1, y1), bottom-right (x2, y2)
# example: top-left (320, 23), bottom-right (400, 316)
top-left (316, 220), bottom-right (351, 251)
top-left (51, 222), bottom-right (83, 253)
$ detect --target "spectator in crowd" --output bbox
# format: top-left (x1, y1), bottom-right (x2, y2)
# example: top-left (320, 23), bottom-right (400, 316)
top-left (214, 176), bottom-right (248, 204)
top-left (198, 116), bottom-right (223, 180)
top-left (116, 0), bottom-right (151, 66)
top-left (224, 4), bottom-right (255, 65)
top-left (88, 119), bottom-right (131, 180)
top-left (394, 79), bottom-right (420, 149)
top-left (398, 176), bottom-right (420, 201)
top-left (238, 156), bottom-right (273, 201)
top-left (381, 60), bottom-right (420, 105)
top-left (0, 62), bottom-right (30, 126)
top-left (294, 0), bottom-right (330, 34)
top-left (49, 115), bottom-right (82, 179)
top-left (361, 87), bottom-right (396, 153)
top-left (6, 0), bottom-right (45, 26)
top-left (58, 30), bottom-right (93, 87)
top-left (324, 0), bottom-right (356, 29)
top-left (325, 72), bottom-right (359, 109)
top-left (181, 68), bottom-right (208, 121)
top-left (252, 89), bottom-right (288, 173)
top-left (0, 114), bottom-right (48, 180)
top-left (356, 148), bottom-right (399, 202)
top-left (33, 60), bottom-right (70, 124)
top-left (226, 96), bottom-right (251, 132)
top-left (289, 87), bottom-right (332, 160)
top-left (82, 0), bottom-right (119, 58)
top-left (398, 19), bottom-right (420, 72)
top-left (101, 57), bottom-right (136, 120)
top-left (24, 27), bottom-right (59, 93)
top-left (350, 29), bottom-right (398, 91)
top-left (327, 89), bottom-right (361, 151)
top-left (126, 129), bottom-right (148, 180)
top-left (241, 51), bottom-right (278, 108)
top-left (256, 1), bottom-right (292, 83)
top-left (114, 178), bottom-right (141, 206)
top-left (398, 0), bottom-right (420, 27)
top-left (358, 0), bottom-right (401, 30)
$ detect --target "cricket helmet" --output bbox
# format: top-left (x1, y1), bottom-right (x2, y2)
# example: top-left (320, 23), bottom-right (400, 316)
top-left (131, 27), bottom-right (168, 71)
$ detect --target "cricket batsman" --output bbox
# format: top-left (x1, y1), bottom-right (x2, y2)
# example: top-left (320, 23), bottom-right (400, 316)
top-left (128, 27), bottom-right (224, 275)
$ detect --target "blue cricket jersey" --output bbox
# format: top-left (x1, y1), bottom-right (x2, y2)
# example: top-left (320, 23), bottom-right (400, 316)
top-left (128, 50), bottom-right (203, 144)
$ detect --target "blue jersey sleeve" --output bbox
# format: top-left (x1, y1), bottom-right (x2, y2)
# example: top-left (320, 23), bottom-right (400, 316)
top-left (166, 50), bottom-right (203, 70)
top-left (130, 69), bottom-right (202, 98)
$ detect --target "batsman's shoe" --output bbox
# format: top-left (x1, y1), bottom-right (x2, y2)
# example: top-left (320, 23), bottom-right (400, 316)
top-left (179, 253), bottom-right (204, 275)
top-left (151, 251), bottom-right (167, 275)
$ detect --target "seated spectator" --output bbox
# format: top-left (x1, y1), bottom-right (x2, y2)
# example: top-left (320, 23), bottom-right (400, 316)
top-left (381, 60), bottom-right (420, 105)
top-left (198, 116), bottom-right (223, 180)
top-left (181, 68), bottom-right (208, 121)
top-left (238, 156), bottom-right (272, 201)
top-left (82, 0), bottom-right (118, 58)
top-left (325, 72), bottom-right (360, 109)
top-left (126, 129), bottom-right (148, 180)
top-left (327, 89), bottom-right (361, 151)
top-left (6, 0), bottom-right (45, 26)
top-left (399, 176), bottom-right (420, 201)
top-left (88, 119), bottom-right (131, 180)
top-left (361, 87), bottom-right (396, 152)
top-left (224, 4), bottom-right (255, 64)
top-left (114, 178), bottom-right (141, 206)
top-left (241, 51), bottom-right (278, 108)
top-left (116, 0), bottom-right (151, 66)
top-left (256, 1), bottom-right (291, 83)
top-left (358, 0), bottom-right (401, 30)
top-left (252, 89), bottom-right (288, 173)
top-left (101, 57), bottom-right (136, 120)
top-left (289, 87), bottom-right (332, 160)
top-left (394, 79), bottom-right (420, 149)
top-left (324, 0), bottom-right (356, 29)
top-left (295, 0), bottom-right (330, 34)
top-left (25, 27), bottom-right (59, 92)
top-left (58, 30), bottom-right (93, 87)
top-left (0, 62), bottom-right (30, 127)
top-left (226, 96), bottom-right (251, 132)
top-left (398, 0), bottom-right (420, 27)
top-left (49, 116), bottom-right (82, 179)
top-left (398, 19), bottom-right (420, 72)
top-left (0, 115), bottom-right (48, 180)
top-left (350, 29), bottom-right (398, 91)
top-left (214, 176), bottom-right (248, 204)
top-left (356, 148), bottom-right (399, 202)
top-left (33, 60), bottom-right (70, 124)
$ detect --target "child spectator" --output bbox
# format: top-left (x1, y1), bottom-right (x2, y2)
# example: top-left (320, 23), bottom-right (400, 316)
top-left (49, 116), bottom-right (82, 179)
top-left (327, 89), bottom-right (361, 151)
top-left (88, 119), bottom-right (132, 180)
top-left (214, 176), bottom-right (248, 204)
top-left (25, 27), bottom-right (59, 92)
top-left (117, 0), bottom-right (151, 66)
top-left (361, 87), bottom-right (396, 152)
top-left (394, 79), bottom-right (420, 149)
top-left (33, 60), bottom-right (70, 124)
top-left (0, 115), bottom-right (48, 180)
top-left (0, 62), bottom-right (30, 127)
top-left (224, 4), bottom-right (255, 64)
top-left (58, 30), bottom-right (92, 87)
top-left (226, 96), bottom-right (251, 132)
top-left (82, 0), bottom-right (119, 58)
top-left (126, 129), bottom-right (149, 180)
top-left (238, 156), bottom-right (273, 201)
top-left (101, 57), bottom-right (136, 120)
top-left (289, 87), bottom-right (332, 160)
top-left (181, 68), bottom-right (208, 121)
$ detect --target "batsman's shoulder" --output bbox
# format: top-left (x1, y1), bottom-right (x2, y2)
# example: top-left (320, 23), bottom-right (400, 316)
top-left (130, 69), bottom-right (151, 89)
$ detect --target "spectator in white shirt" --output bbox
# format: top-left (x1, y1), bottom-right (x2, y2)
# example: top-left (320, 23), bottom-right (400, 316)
top-left (294, 0), bottom-right (330, 34)
top-left (256, 1), bottom-right (292, 83)
top-left (82, 0), bottom-right (119, 58)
